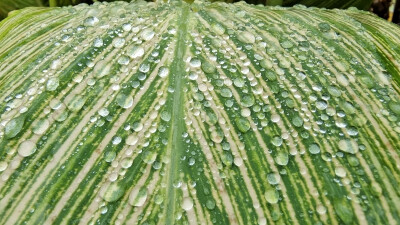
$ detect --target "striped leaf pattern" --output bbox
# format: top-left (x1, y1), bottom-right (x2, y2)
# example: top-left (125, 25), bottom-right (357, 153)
top-left (0, 1), bottom-right (400, 224)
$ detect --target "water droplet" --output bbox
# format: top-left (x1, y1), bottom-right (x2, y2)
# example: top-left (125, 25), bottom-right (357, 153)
top-left (317, 204), bottom-right (327, 215)
top-left (125, 134), bottom-right (138, 146)
top-left (309, 143), bottom-right (321, 154)
top-left (264, 188), bottom-right (279, 204)
top-left (201, 61), bottom-right (216, 74)
top-left (182, 197), bottom-right (194, 211)
top-left (32, 118), bottom-right (50, 135)
top-left (220, 88), bottom-right (232, 98)
top-left (235, 117), bottom-right (250, 133)
top-left (389, 101), bottom-right (400, 115)
top-left (240, 95), bottom-right (255, 107)
top-left (129, 186), bottom-right (148, 207)
top-left (158, 66), bottom-right (169, 78)
top-left (189, 58), bottom-right (201, 68)
top-left (93, 60), bottom-right (112, 78)
top-left (238, 31), bottom-right (255, 44)
top-left (275, 152), bottom-right (289, 166)
top-left (338, 139), bottom-right (358, 154)
top-left (211, 23), bottom-right (225, 35)
top-left (66, 95), bottom-right (86, 112)
top-left (102, 182), bottom-right (125, 202)
top-left (0, 162), bottom-right (8, 172)
top-left (46, 78), bottom-right (59, 91)
top-left (83, 16), bottom-right (99, 26)
top-left (127, 45), bottom-right (145, 59)
top-left (316, 100), bottom-right (328, 110)
top-left (112, 38), bottom-right (125, 48)
top-left (291, 116), bottom-right (303, 127)
top-left (5, 116), bottom-right (25, 139)
top-left (161, 111), bottom-right (171, 122)
top-left (116, 93), bottom-right (133, 109)
top-left (93, 37), bottom-right (103, 47)
top-left (271, 136), bottom-right (283, 147)
top-left (139, 63), bottom-right (150, 73)
top-left (117, 55), bottom-right (130, 65)
top-left (335, 166), bottom-right (347, 178)
top-left (211, 130), bottom-right (223, 144)
top-left (318, 22), bottom-right (331, 32)
top-left (267, 173), bottom-right (281, 185)
top-left (17, 140), bottom-right (37, 157)
top-left (334, 199), bottom-right (354, 224)
top-left (371, 182), bottom-right (382, 196)
top-left (206, 199), bottom-right (216, 210)
top-left (141, 28), bottom-right (155, 41)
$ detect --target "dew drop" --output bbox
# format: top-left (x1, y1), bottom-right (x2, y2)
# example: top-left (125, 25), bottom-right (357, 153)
top-left (238, 31), bottom-right (255, 44)
top-left (46, 78), bottom-right (59, 91)
top-left (127, 45), bottom-right (145, 59)
top-left (308, 143), bottom-right (321, 154)
top-left (17, 140), bottom-right (37, 157)
top-left (102, 182), bottom-right (125, 202)
top-left (158, 66), bottom-right (169, 78)
top-left (264, 188), bottom-right (279, 204)
top-left (275, 152), bottom-right (289, 166)
top-left (5, 116), bottom-right (25, 139)
top-left (338, 139), bottom-right (358, 154)
top-left (141, 28), bottom-right (155, 41)
top-left (129, 186), bottom-right (148, 207)
top-left (182, 197), bottom-right (194, 211)
top-left (32, 118), bottom-right (50, 135)
top-left (116, 93), bottom-right (133, 109)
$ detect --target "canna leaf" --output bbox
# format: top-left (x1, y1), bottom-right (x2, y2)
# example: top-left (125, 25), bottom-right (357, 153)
top-left (0, 1), bottom-right (399, 224)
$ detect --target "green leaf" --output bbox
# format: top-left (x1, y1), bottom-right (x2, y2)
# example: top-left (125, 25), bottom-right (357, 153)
top-left (0, 1), bottom-right (400, 224)
top-left (0, 0), bottom-right (46, 20)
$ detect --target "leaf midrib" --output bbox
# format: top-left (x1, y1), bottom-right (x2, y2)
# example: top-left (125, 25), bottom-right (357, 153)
top-left (164, 3), bottom-right (190, 224)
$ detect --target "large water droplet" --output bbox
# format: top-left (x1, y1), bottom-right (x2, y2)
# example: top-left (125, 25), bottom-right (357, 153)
top-left (141, 28), bottom-right (155, 41)
top-left (127, 45), bottom-right (145, 59)
top-left (264, 188), bottom-right (279, 204)
top-left (338, 139), bottom-right (358, 154)
top-left (238, 31), bottom-right (255, 44)
top-left (32, 118), bottom-right (50, 135)
top-left (235, 117), bottom-right (250, 133)
top-left (46, 78), bottom-right (59, 91)
top-left (116, 93), bottom-right (133, 109)
top-left (275, 152), bottom-right (289, 166)
top-left (18, 140), bottom-right (37, 157)
top-left (5, 116), bottom-right (25, 139)
top-left (308, 143), bottom-right (321, 154)
top-left (101, 182), bottom-right (125, 202)
top-left (93, 60), bottom-right (112, 78)
top-left (182, 197), bottom-right (194, 211)
top-left (158, 66), bottom-right (169, 78)
top-left (129, 186), bottom-right (148, 207)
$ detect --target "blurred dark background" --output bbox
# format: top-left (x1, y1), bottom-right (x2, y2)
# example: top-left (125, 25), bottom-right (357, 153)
top-left (371, 0), bottom-right (399, 23)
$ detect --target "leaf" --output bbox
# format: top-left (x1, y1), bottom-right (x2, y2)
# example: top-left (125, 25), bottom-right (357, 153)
top-left (0, 0), bottom-right (46, 20)
top-left (0, 1), bottom-right (400, 224)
